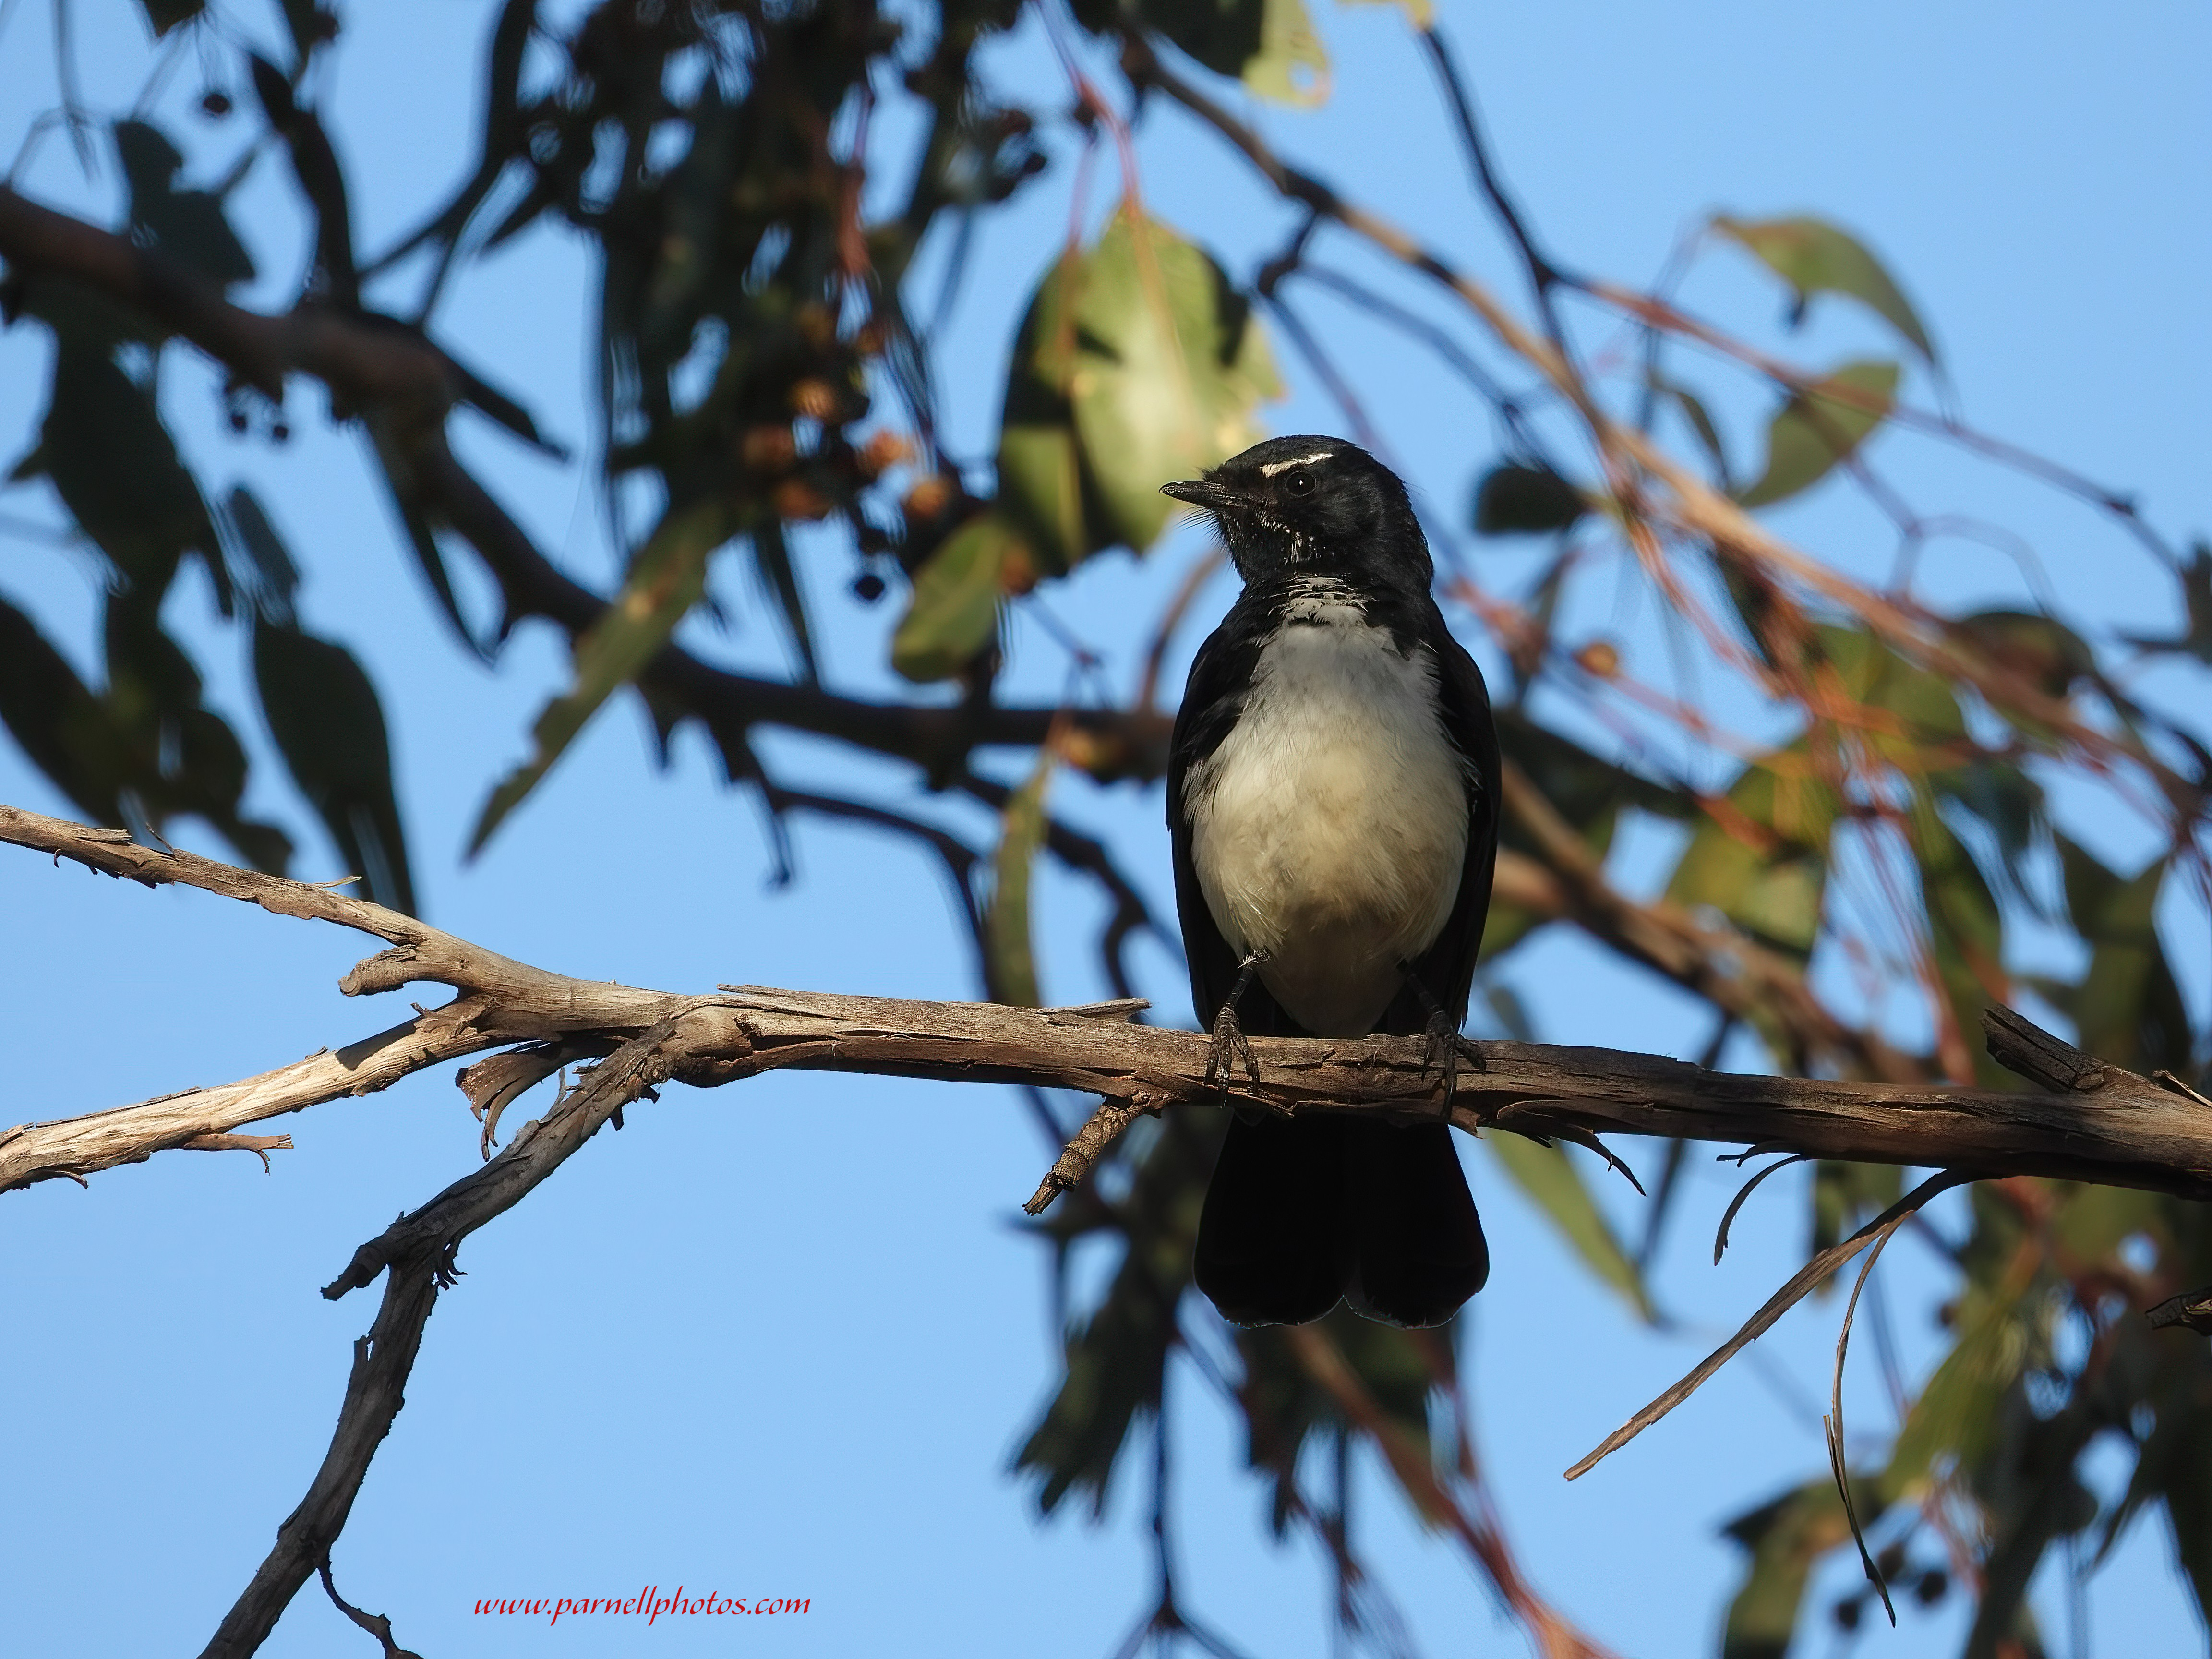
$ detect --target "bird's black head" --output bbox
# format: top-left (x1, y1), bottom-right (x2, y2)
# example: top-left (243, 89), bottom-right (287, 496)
top-left (1160, 436), bottom-right (1432, 591)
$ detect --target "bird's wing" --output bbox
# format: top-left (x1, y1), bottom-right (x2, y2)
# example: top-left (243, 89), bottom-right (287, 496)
top-left (1167, 606), bottom-right (1298, 1038)
top-left (1389, 611), bottom-right (1502, 1035)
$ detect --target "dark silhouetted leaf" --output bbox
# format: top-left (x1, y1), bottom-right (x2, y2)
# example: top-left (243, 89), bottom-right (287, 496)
top-left (1736, 360), bottom-right (1899, 509)
top-left (221, 486), bottom-right (300, 619)
top-left (2121, 541), bottom-right (2212, 665)
top-left (94, 589), bottom-right (291, 871)
top-left (749, 520), bottom-right (818, 685)
top-left (470, 499), bottom-right (732, 852)
top-left (1715, 215), bottom-right (1935, 362)
top-left (365, 418), bottom-right (481, 652)
top-left (1472, 462), bottom-right (1585, 536)
top-left (35, 343), bottom-right (225, 603)
top-left (891, 510), bottom-right (1014, 682)
top-left (1719, 1477), bottom-right (1876, 1659)
top-left (277, 0), bottom-right (337, 66)
top-left (0, 595), bottom-right (127, 822)
top-left (252, 621), bottom-right (412, 911)
top-left (113, 120), bottom-right (255, 288)
top-left (249, 53), bottom-right (357, 304)
top-left (134, 0), bottom-right (204, 35)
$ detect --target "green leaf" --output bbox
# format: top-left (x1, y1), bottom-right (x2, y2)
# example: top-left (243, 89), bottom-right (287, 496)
top-left (1911, 801), bottom-right (2010, 1083)
top-left (1070, 205), bottom-right (1280, 546)
top-left (890, 511), bottom-right (1015, 683)
top-left (252, 614), bottom-right (416, 915)
top-left (995, 420), bottom-right (1091, 577)
top-left (1735, 360), bottom-right (1899, 509)
top-left (1954, 608), bottom-right (2097, 699)
top-left (1885, 1274), bottom-right (2034, 1504)
top-left (996, 206), bottom-right (1279, 568)
top-left (469, 499), bottom-right (732, 852)
top-left (1471, 463), bottom-right (1584, 536)
top-left (985, 752), bottom-right (1052, 1007)
top-left (1666, 741), bottom-right (1836, 957)
top-left (133, 0), bottom-right (204, 35)
top-left (1486, 1133), bottom-right (1652, 1319)
top-left (1238, 1310), bottom-right (1444, 1535)
top-left (1714, 215), bottom-right (1936, 362)
top-left (1718, 1477), bottom-right (1870, 1659)
top-left (1238, 0), bottom-right (1330, 106)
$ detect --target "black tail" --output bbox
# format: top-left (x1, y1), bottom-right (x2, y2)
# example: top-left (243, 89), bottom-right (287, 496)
top-left (1194, 1115), bottom-right (1486, 1329)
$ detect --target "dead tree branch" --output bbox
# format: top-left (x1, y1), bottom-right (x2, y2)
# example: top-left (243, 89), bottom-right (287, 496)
top-left (11, 800), bottom-right (2212, 1207)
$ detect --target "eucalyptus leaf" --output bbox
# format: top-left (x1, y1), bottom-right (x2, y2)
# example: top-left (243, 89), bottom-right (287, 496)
top-left (469, 499), bottom-right (732, 852)
top-left (1472, 462), bottom-right (1584, 536)
top-left (1666, 741), bottom-right (1836, 957)
top-left (114, 120), bottom-right (255, 288)
top-left (0, 594), bottom-right (127, 824)
top-left (36, 343), bottom-right (225, 602)
top-left (997, 207), bottom-right (1278, 568)
top-left (891, 510), bottom-right (1017, 682)
top-left (134, 0), bottom-right (204, 35)
top-left (1715, 215), bottom-right (1935, 362)
top-left (253, 614), bottom-right (416, 914)
top-left (985, 753), bottom-right (1051, 1007)
top-left (1735, 360), bottom-right (1899, 510)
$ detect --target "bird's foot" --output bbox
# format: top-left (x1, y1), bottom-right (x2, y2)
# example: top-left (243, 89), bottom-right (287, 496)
top-left (1205, 1002), bottom-right (1262, 1096)
top-left (1419, 1009), bottom-right (1487, 1119)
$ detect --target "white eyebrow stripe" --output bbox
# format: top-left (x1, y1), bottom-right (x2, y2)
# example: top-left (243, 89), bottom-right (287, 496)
top-left (1258, 451), bottom-right (1335, 476)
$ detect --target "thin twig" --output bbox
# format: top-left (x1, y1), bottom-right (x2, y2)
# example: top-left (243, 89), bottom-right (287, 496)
top-left (1566, 1170), bottom-right (1972, 1480)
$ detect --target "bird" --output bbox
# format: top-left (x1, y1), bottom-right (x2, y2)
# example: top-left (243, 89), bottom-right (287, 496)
top-left (1160, 435), bottom-right (1501, 1329)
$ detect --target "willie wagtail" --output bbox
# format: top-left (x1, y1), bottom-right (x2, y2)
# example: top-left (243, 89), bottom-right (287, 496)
top-left (1161, 436), bottom-right (1500, 1329)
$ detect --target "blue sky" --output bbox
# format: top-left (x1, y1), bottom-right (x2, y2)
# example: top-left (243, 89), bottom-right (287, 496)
top-left (0, 1), bottom-right (2207, 1655)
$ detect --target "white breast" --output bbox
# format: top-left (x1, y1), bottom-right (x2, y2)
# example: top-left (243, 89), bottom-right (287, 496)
top-left (1185, 593), bottom-right (1469, 1037)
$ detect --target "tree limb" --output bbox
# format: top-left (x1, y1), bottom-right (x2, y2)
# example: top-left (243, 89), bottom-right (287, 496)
top-left (10, 802), bottom-right (2212, 1206)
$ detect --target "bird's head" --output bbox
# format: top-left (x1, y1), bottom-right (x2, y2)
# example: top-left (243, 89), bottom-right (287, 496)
top-left (1161, 436), bottom-right (1432, 591)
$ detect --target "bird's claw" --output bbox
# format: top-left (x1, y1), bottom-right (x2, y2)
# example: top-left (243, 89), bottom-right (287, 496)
top-left (1421, 1010), bottom-right (1488, 1119)
top-left (1205, 1003), bottom-right (1262, 1095)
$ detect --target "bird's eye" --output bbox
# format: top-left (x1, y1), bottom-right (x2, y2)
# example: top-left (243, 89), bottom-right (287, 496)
top-left (1285, 470), bottom-right (1315, 497)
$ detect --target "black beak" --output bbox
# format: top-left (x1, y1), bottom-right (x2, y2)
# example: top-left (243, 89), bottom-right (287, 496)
top-left (1160, 477), bottom-right (1245, 512)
